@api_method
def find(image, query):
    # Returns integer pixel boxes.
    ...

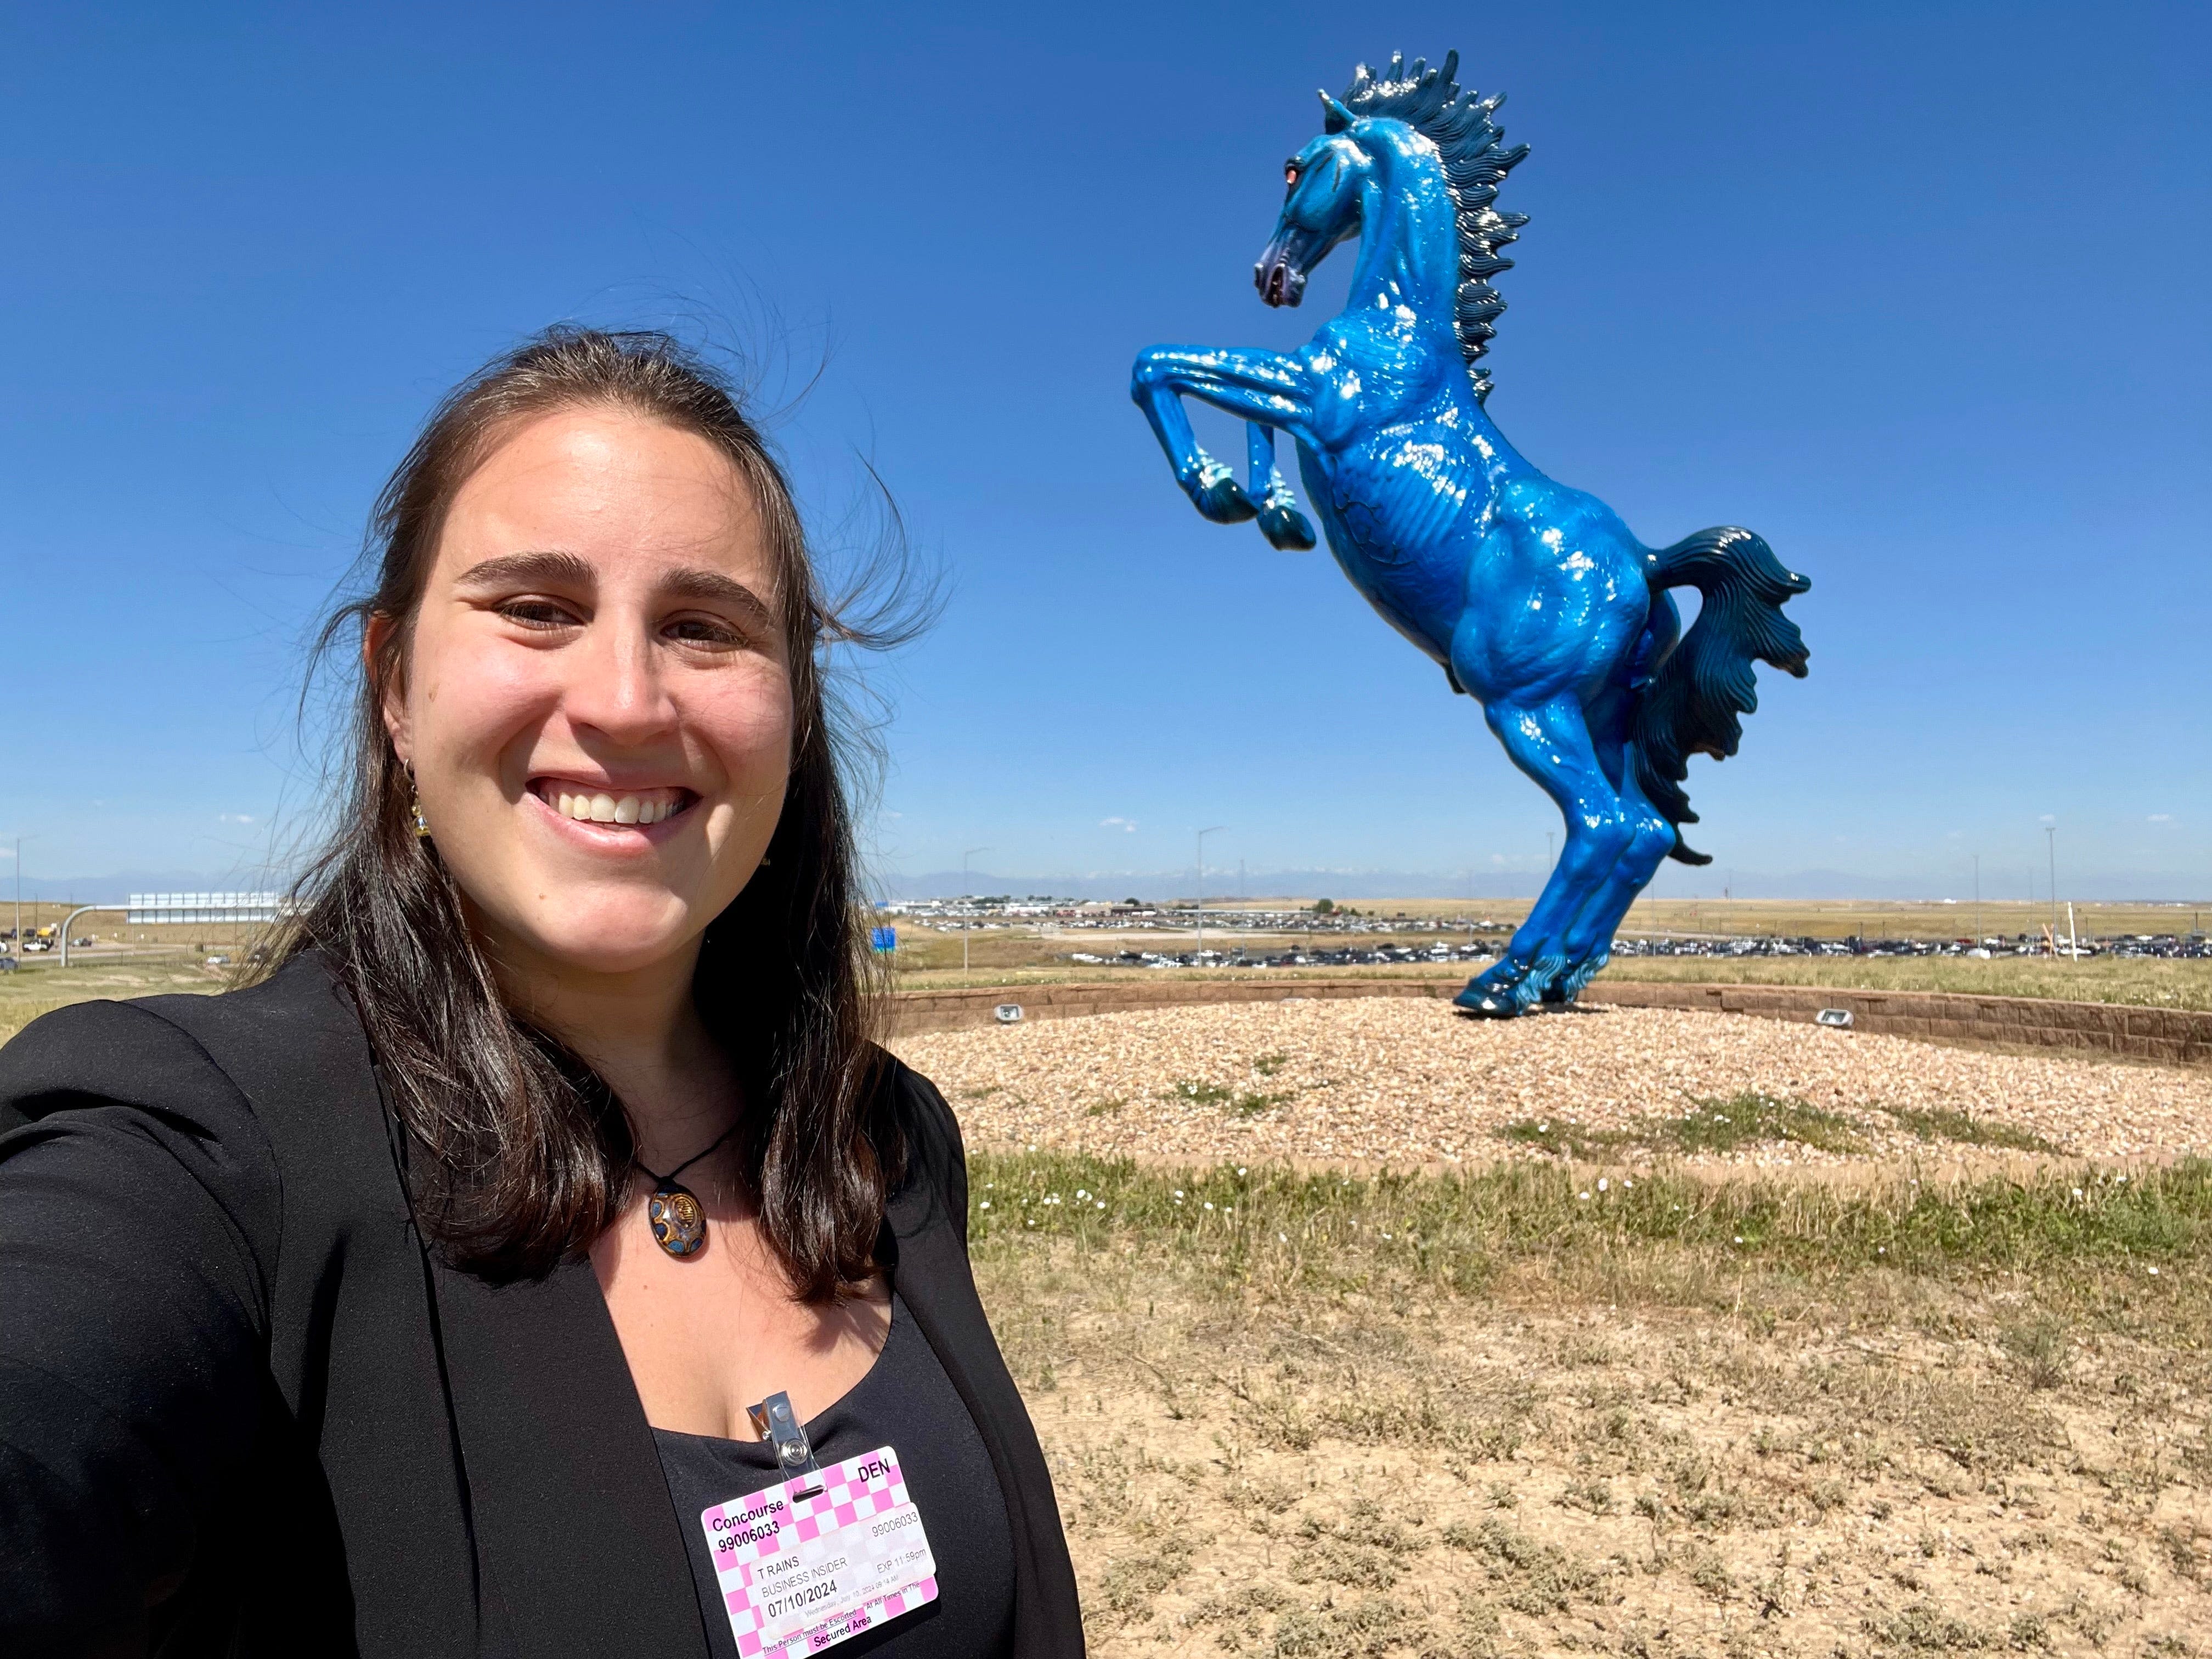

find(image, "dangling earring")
[404,763,430,840]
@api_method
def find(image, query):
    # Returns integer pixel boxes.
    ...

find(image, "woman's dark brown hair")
[286,326,907,1297]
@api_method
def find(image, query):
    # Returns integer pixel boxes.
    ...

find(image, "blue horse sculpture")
[1133,50,1810,1016]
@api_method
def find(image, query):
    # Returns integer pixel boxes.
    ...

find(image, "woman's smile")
[528,778,699,832]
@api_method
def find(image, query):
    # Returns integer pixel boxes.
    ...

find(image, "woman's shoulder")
[871,1049,971,1242]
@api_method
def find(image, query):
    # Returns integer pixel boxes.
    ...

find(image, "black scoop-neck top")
[652,1291,1015,1659]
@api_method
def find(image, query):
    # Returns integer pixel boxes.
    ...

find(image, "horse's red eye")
[1285,165,1300,187]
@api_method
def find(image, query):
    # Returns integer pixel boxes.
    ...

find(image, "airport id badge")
[699,1444,938,1657]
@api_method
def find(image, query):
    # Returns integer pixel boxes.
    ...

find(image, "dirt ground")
[894,1000,2212,1170]
[981,1235,2212,1657]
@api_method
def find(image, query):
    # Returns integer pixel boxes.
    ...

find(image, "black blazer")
[0,954,1083,1658]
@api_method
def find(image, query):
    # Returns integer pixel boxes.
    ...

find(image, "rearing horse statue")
[1132,50,1810,1017]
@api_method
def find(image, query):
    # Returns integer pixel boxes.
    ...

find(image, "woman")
[0,329,1082,1658]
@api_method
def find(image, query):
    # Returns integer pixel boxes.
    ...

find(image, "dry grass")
[973,1153,2212,1656]
[1600,955,2212,1015]
[0,958,222,1045]
[885,936,2212,1013]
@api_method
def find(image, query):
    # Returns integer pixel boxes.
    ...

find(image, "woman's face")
[379,404,794,983]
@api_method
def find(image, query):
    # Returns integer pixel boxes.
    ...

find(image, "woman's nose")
[563,620,677,743]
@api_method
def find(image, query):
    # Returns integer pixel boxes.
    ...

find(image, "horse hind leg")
[1247,422,1317,551]
[1457,697,1637,1018]
[1554,752,1678,1002]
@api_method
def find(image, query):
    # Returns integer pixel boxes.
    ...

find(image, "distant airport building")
[126,892,293,925]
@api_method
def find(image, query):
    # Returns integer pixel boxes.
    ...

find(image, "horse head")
[1254,93,1368,309]
[1254,52,1531,399]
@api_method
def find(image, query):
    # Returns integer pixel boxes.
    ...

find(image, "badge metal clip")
[748,1390,825,1499]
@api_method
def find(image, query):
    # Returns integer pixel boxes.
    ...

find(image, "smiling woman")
[0,330,1080,1658]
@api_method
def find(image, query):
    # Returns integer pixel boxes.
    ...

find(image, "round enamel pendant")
[648,1181,707,1257]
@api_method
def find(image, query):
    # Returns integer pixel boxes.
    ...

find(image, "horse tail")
[1632,527,1810,866]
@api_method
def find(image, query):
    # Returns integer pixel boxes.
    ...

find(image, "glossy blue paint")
[1133,52,1811,1016]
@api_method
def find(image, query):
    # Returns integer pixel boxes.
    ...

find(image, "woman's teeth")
[550,790,681,825]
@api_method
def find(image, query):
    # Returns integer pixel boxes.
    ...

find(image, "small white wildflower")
[1622,1178,1633,1189]
[1278,1232,1289,1243]
[2073,1188,2085,1199]
[1096,1201,1106,1210]
[1733,1235,1744,1244]
[1381,1232,1392,1240]
[1578,1192,1591,1201]
[979,1200,991,1210]
[1172,1189,1184,1199]
[1597,1178,1609,1192]
[1204,1201,1215,1211]
[1237,1166,1247,1175]
[2149,1265,2161,1276]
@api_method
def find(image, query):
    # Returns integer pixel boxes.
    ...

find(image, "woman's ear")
[364,612,412,764]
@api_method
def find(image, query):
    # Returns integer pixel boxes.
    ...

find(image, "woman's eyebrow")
[659,567,778,631]
[453,549,596,590]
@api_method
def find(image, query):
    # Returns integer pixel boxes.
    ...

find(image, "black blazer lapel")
[427,1256,709,1658]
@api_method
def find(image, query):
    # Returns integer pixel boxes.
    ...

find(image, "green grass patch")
[1231,1090,1296,1118]
[1499,1092,1869,1159]
[1164,1079,1232,1106]
[1499,1093,2062,1161]
[1250,1052,1290,1077]
[968,1150,2212,1299]
[1880,1104,2056,1154]
[1667,1093,1870,1155]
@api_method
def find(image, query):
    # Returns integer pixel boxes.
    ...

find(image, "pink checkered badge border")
[702,1446,938,1658]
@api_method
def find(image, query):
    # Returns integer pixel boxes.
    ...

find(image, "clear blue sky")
[2,2,2205,901]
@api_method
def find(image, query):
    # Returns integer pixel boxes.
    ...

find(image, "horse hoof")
[1453,986,1519,1018]
[1259,504,1317,550]
[1193,474,1258,523]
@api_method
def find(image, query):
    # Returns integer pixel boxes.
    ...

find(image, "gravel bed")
[891,998,2212,1168]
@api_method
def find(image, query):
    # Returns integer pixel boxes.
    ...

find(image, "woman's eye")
[666,616,746,648]
[498,598,579,630]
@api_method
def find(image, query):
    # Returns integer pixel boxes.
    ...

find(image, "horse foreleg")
[1458,697,1638,1018]
[1246,423,1317,551]
[1130,346,1314,526]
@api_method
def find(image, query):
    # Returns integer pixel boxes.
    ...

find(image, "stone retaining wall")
[887,976,2212,1067]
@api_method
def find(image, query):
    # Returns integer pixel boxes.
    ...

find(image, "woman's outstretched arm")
[0,1000,281,1655]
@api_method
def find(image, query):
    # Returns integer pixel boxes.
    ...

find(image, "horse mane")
[1328,50,1529,403]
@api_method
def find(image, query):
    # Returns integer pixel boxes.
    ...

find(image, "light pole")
[1194,826,1226,960]
[2045,825,2058,953]
[961,847,991,973]
[10,836,31,955]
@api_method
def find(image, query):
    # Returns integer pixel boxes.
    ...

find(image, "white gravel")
[891,998,2212,1168]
